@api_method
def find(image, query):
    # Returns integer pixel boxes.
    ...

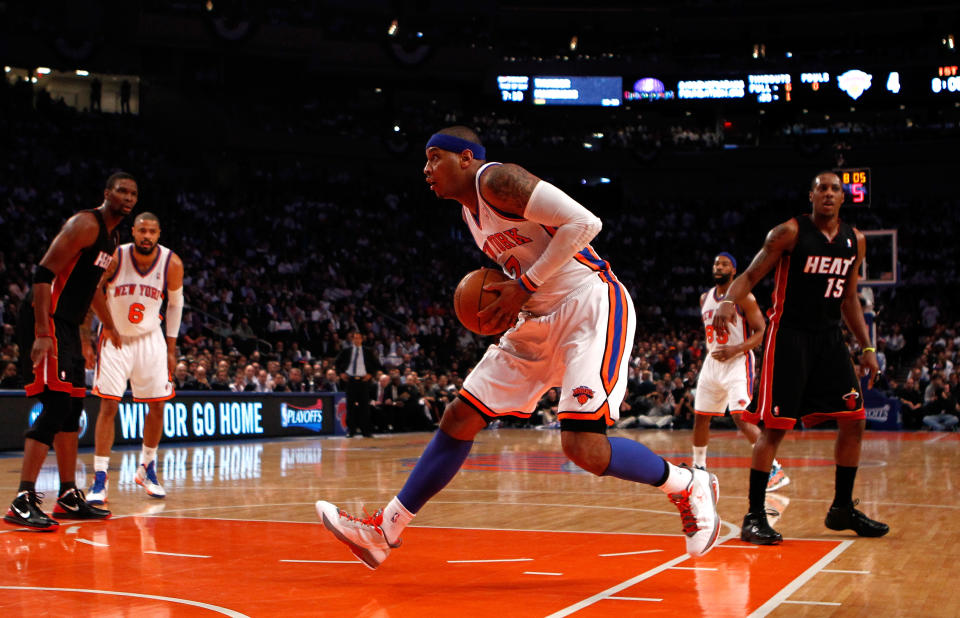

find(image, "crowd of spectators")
[1,75,957,433]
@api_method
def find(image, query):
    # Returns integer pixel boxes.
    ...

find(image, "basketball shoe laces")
[340,507,385,533]
[669,493,699,536]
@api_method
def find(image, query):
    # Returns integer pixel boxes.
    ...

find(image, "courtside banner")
[0,391,347,451]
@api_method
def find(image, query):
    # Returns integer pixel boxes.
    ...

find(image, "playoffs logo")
[842,390,861,410]
[572,386,595,406]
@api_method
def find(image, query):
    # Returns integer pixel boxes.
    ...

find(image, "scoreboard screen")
[834,167,871,207]
[497,75,622,106]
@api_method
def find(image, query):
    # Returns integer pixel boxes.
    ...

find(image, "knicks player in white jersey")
[316,126,721,569]
[87,212,184,504]
[692,252,789,491]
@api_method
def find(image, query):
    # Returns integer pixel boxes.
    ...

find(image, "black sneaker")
[825,499,889,537]
[53,488,111,520]
[4,491,60,531]
[740,511,783,545]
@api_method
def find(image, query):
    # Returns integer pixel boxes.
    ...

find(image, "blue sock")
[397,430,474,513]
[603,436,669,485]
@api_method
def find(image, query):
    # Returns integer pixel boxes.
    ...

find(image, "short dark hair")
[134,211,160,226]
[106,171,136,190]
[437,125,483,146]
[810,170,840,191]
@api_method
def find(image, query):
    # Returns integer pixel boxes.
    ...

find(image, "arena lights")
[75,69,89,77]
[36,67,51,75]
[387,19,398,36]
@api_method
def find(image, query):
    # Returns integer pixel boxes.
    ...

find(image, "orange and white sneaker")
[667,464,721,557]
[135,461,166,499]
[316,501,401,569]
[767,462,791,492]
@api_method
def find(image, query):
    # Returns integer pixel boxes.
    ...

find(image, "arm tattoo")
[484,164,539,212]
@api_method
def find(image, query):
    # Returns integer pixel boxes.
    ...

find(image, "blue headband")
[716,252,737,270]
[426,134,486,160]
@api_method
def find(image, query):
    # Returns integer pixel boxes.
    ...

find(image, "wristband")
[718,300,736,306]
[863,347,876,353]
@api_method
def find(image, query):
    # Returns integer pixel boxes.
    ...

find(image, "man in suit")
[335,330,382,437]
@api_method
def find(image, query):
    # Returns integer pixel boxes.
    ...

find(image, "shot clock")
[834,167,871,207]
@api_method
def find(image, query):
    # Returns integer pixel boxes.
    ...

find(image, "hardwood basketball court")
[1,427,957,616]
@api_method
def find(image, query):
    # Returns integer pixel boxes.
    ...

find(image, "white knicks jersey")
[463,162,612,316]
[701,287,748,356]
[105,243,174,338]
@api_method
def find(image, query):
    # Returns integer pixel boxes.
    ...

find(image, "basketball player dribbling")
[316,126,721,568]
[88,212,184,504]
[714,171,888,544]
[692,252,790,491]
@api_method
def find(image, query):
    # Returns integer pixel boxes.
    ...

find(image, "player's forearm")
[32,283,53,335]
[90,288,117,331]
[521,181,602,287]
[841,296,871,347]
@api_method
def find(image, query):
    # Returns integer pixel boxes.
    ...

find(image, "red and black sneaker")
[53,487,112,520]
[4,491,60,531]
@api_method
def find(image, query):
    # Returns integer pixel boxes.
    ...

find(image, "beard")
[134,242,155,255]
[713,273,732,285]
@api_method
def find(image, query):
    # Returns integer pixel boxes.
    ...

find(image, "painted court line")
[783,600,842,606]
[747,539,854,617]
[144,550,210,558]
[280,560,363,564]
[822,569,870,574]
[607,596,663,602]
[0,586,247,617]
[448,558,534,564]
[599,549,663,557]
[77,538,109,548]
[524,571,563,576]
[545,553,691,617]
[668,566,717,571]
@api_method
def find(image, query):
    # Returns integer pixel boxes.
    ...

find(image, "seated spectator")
[209,367,232,391]
[287,367,310,392]
[172,362,197,390]
[192,365,213,391]
[533,388,560,428]
[895,377,924,429]
[319,368,341,392]
[0,360,22,388]
[923,383,959,431]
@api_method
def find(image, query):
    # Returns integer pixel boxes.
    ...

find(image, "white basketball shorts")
[693,351,755,415]
[459,275,636,427]
[94,328,174,402]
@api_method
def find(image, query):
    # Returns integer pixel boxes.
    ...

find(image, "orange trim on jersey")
[756,255,790,422]
[558,401,614,425]
[24,322,75,397]
[457,389,528,419]
[92,386,122,401]
[133,392,176,403]
[599,279,629,396]
[694,409,728,417]
[802,407,866,427]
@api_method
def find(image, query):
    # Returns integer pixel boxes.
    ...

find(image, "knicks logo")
[572,386,595,405]
[842,390,860,410]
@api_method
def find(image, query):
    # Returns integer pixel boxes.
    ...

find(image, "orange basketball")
[453,268,511,336]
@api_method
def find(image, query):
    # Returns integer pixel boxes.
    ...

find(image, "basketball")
[453,268,511,336]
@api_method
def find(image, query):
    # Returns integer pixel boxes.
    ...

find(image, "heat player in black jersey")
[714,171,889,545]
[4,173,134,531]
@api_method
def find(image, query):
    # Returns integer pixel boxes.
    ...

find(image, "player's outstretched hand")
[477,279,530,335]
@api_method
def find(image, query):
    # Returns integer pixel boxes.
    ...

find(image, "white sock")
[692,446,707,468]
[772,458,781,470]
[379,496,414,544]
[659,462,694,495]
[141,446,158,466]
[94,455,110,473]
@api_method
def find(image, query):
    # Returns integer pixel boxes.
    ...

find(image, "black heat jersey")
[770,214,858,331]
[49,208,119,326]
